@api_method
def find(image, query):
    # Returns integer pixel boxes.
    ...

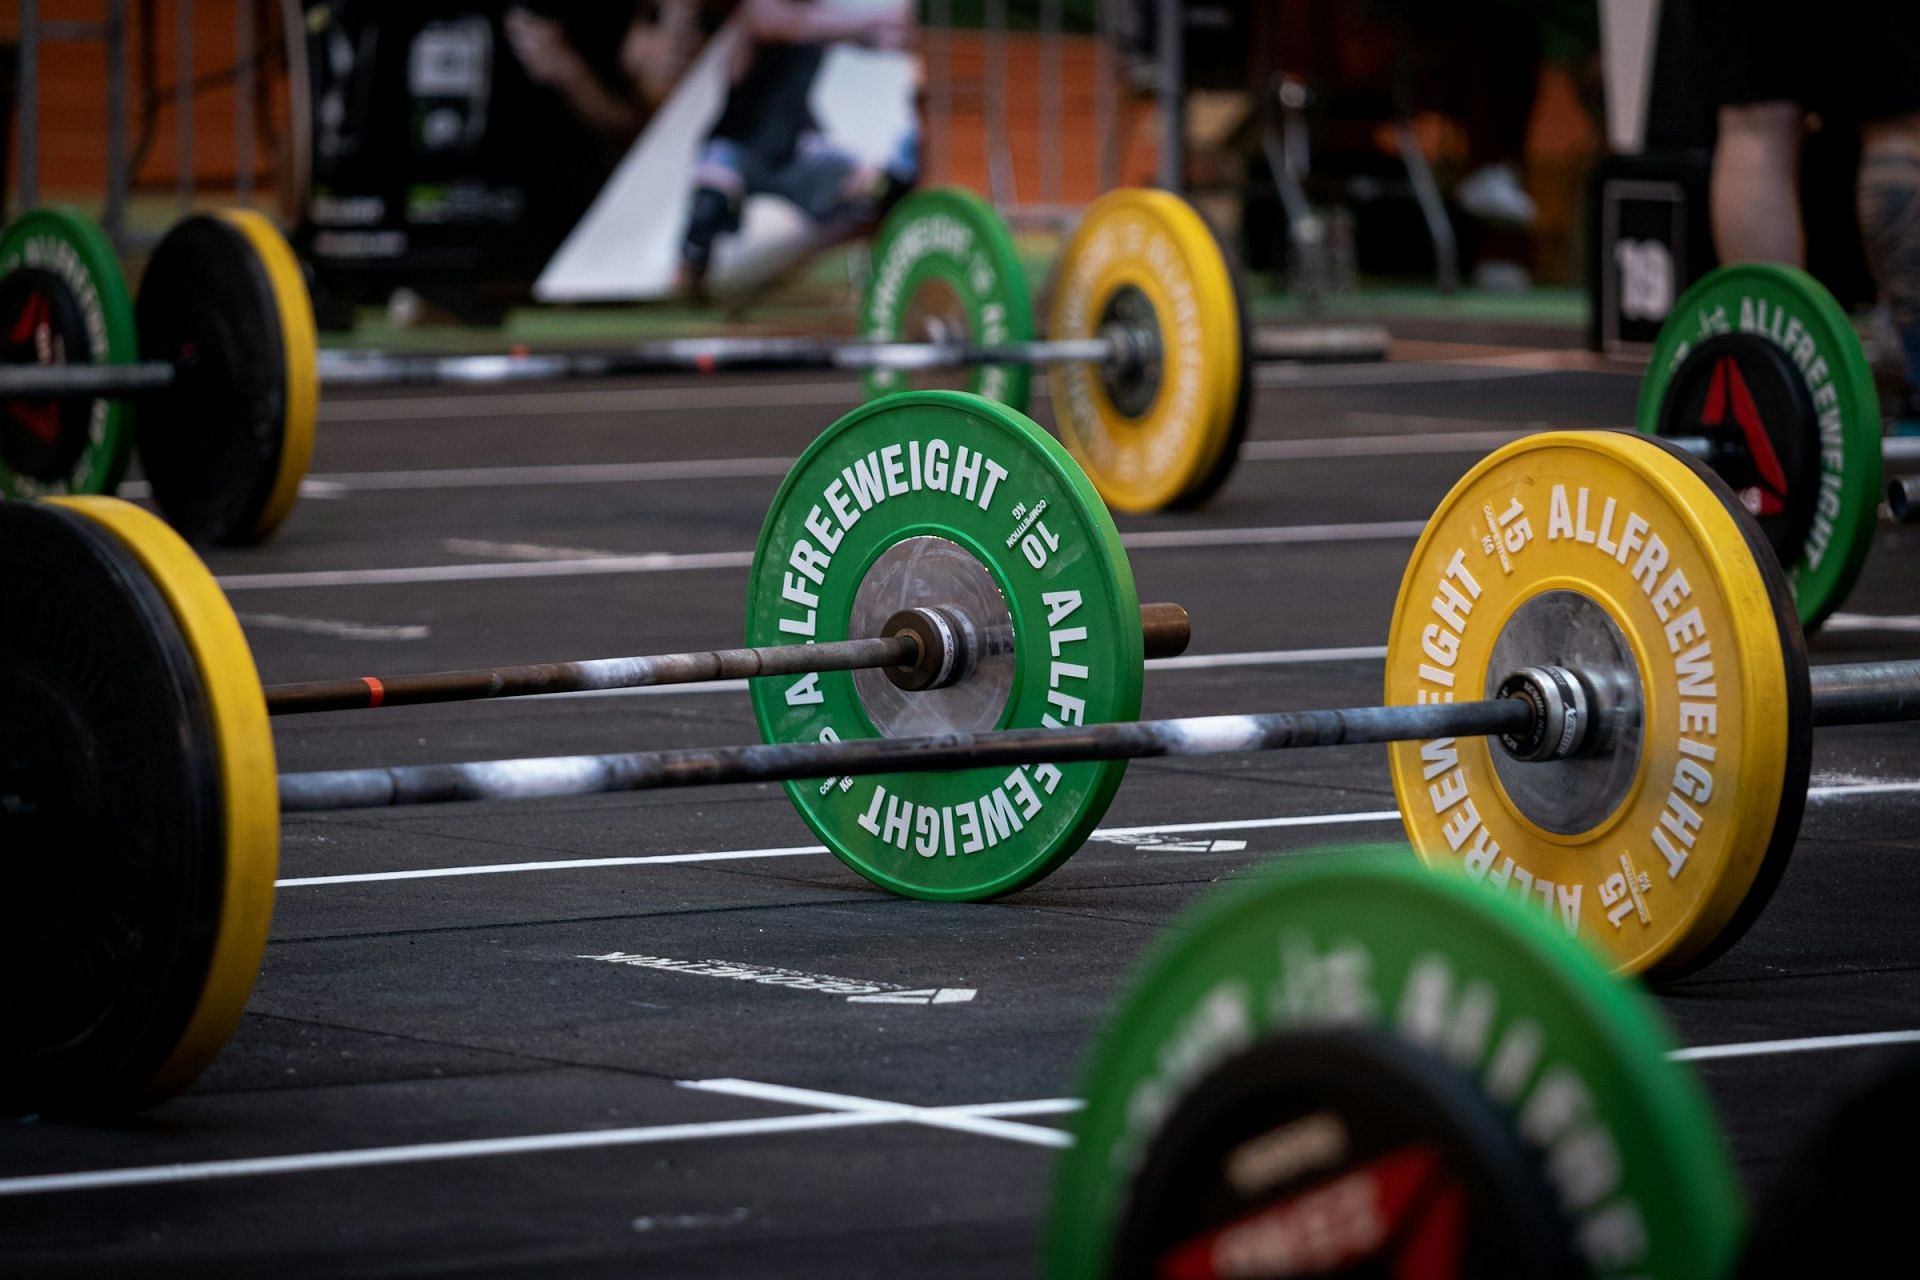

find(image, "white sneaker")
[1456,162,1537,229]
[1472,259,1532,293]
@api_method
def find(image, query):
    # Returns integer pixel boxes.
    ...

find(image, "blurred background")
[0,1,1874,353]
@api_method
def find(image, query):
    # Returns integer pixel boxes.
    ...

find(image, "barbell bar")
[273,659,1920,814]
[0,337,1142,398]
[262,601,1192,715]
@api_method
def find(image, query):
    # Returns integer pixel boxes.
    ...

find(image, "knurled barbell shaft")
[277,657,1920,813]
[0,361,176,397]
[279,696,1537,812]
[264,635,915,715]
[1810,659,1920,727]
[0,338,1120,400]
[1667,433,1920,464]
[264,602,1193,715]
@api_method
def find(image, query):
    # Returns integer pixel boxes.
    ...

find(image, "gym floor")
[5,340,1918,1276]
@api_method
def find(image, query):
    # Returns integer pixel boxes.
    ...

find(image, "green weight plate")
[1639,262,1881,632]
[1048,852,1745,1280]
[860,187,1033,412]
[0,208,137,498]
[746,390,1141,900]
[0,502,228,1114]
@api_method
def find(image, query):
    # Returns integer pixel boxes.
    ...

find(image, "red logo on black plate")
[1700,355,1789,515]
[5,289,62,445]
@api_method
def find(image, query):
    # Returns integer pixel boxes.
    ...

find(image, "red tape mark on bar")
[696,353,717,374]
[362,676,386,708]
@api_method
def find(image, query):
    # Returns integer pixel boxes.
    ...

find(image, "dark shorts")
[1697,0,1920,121]
[694,135,861,226]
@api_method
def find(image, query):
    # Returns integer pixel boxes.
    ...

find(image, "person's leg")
[1858,113,1920,411]
[769,136,867,229]
[678,139,755,293]
[1712,102,1806,265]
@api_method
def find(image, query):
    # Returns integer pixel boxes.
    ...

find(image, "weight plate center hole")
[851,536,1014,737]
[1097,284,1163,420]
[1485,590,1645,836]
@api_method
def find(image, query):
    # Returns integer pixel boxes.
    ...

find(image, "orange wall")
[6,0,288,200]
[8,8,1116,208]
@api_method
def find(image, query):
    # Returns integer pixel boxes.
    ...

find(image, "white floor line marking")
[546,677,753,700]
[680,1079,1072,1148]
[1345,413,1564,432]
[275,846,826,888]
[219,549,757,591]
[27,1022,1919,1200]
[311,359,1570,428]
[1808,780,1920,799]
[1243,429,1530,460]
[1092,811,1402,838]
[1255,362,1568,388]
[0,1111,888,1198]
[1827,612,1920,634]
[1147,644,1388,671]
[1671,1030,1920,1062]
[214,523,1420,591]
[1442,349,1627,372]
[273,777,1918,889]
[318,380,866,423]
[965,1098,1084,1118]
[121,477,348,500]
[237,612,431,642]
[306,457,795,492]
[442,537,628,562]
[1118,521,1427,550]
[0,1087,1081,1198]
[225,426,1645,498]
[271,812,1401,889]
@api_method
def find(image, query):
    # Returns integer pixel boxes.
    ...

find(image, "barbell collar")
[1888,475,1920,523]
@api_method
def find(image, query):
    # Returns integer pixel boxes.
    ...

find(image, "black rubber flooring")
[4,350,1918,1276]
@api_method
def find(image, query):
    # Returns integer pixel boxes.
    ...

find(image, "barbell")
[1047,851,1918,1280]
[1635,260,1920,631]
[4,391,1917,1118]
[0,191,1390,546]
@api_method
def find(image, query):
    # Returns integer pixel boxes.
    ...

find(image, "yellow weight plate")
[1047,189,1245,512]
[217,208,318,542]
[53,495,279,1101]
[1385,432,1809,977]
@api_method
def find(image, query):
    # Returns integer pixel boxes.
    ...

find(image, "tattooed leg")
[1859,114,1920,406]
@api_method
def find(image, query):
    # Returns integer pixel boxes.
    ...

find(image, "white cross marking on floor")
[0,1084,1081,1199]
[680,1079,1075,1148]
[5,1023,1914,1199]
